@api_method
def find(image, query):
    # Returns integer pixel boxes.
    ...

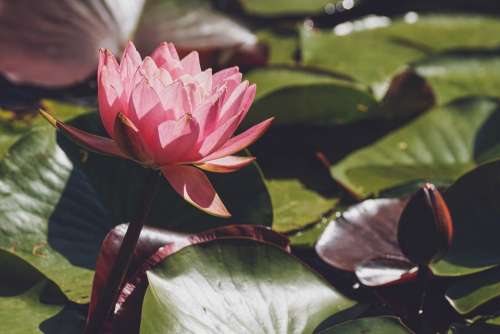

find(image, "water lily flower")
[41,41,273,218]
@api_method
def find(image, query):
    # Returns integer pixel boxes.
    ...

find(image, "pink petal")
[197,112,241,157]
[212,66,239,89]
[180,51,201,76]
[98,65,124,137]
[98,49,119,83]
[192,87,225,140]
[119,41,142,88]
[193,69,212,94]
[201,117,274,162]
[217,80,249,125]
[39,110,128,159]
[113,113,153,164]
[161,165,230,217]
[128,76,163,121]
[155,80,191,120]
[235,84,256,127]
[155,116,200,164]
[196,156,255,173]
[151,42,182,77]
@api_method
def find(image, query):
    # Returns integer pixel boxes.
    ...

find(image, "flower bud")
[397,183,453,265]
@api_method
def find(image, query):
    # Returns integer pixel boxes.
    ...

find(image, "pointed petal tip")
[39,109,57,127]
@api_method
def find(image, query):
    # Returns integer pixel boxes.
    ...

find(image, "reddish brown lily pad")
[316,198,409,272]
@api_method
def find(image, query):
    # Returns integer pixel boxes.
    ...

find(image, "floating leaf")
[239,0,342,17]
[0,0,144,87]
[301,15,500,85]
[134,0,264,69]
[432,160,500,276]
[316,198,409,272]
[0,251,86,334]
[318,316,412,334]
[244,67,377,126]
[413,51,500,105]
[446,266,500,315]
[331,97,500,198]
[87,224,289,333]
[355,257,417,287]
[141,239,356,333]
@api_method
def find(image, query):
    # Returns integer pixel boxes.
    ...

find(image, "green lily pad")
[244,67,376,126]
[239,0,341,17]
[0,251,85,334]
[0,127,99,303]
[318,316,412,333]
[446,266,500,314]
[141,239,356,333]
[448,322,500,333]
[256,31,298,66]
[331,97,500,198]
[413,51,500,105]
[266,178,339,233]
[0,281,64,334]
[301,15,500,84]
[432,160,500,276]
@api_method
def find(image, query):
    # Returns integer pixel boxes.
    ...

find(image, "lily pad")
[316,198,409,272]
[301,15,500,84]
[0,0,144,87]
[318,316,412,334]
[331,97,500,198]
[244,67,377,126]
[446,266,500,315]
[413,51,500,105]
[0,250,85,334]
[141,239,356,333]
[0,127,100,303]
[134,0,264,68]
[239,0,341,17]
[432,160,500,276]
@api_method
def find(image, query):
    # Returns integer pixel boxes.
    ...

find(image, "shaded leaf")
[432,160,500,276]
[244,67,377,126]
[448,322,500,334]
[0,251,86,334]
[446,266,500,315]
[141,239,356,333]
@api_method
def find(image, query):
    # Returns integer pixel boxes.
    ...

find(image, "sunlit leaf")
[331,97,500,198]
[141,239,356,333]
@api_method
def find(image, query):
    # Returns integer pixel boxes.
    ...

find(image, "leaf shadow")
[46,163,112,271]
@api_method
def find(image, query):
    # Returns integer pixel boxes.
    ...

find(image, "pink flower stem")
[84,171,161,334]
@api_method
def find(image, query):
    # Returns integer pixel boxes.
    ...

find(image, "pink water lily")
[41,41,272,218]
